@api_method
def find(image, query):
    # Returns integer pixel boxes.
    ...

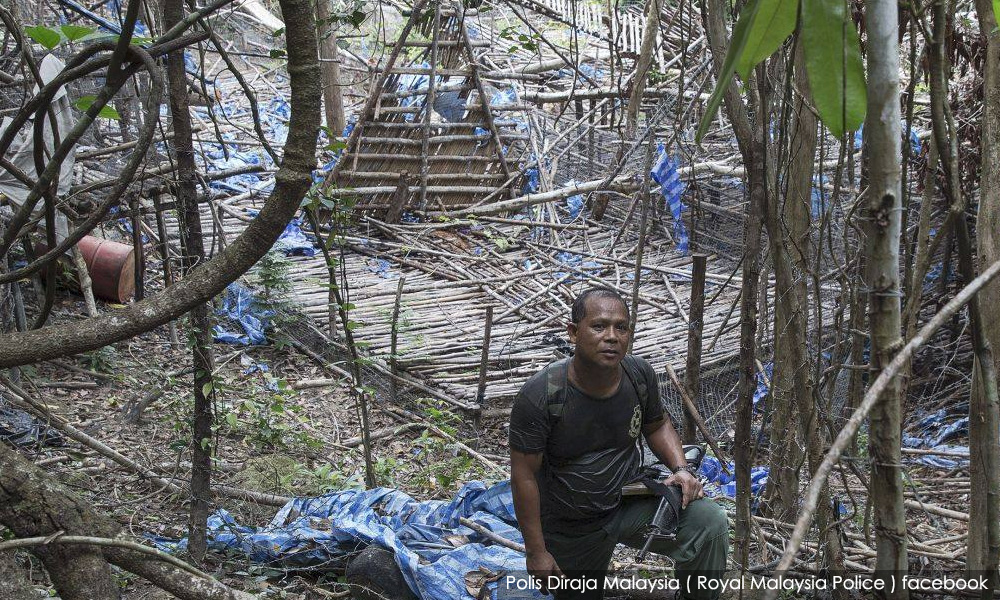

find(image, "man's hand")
[664,470,704,509]
[526,549,564,594]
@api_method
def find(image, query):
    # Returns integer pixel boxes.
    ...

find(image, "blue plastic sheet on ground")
[244,209,317,256]
[149,481,538,600]
[565,184,584,220]
[650,145,689,254]
[275,217,317,257]
[699,456,769,500]
[523,167,540,195]
[213,283,274,346]
[903,408,973,468]
[552,250,601,281]
[753,362,772,409]
[366,258,397,279]
[265,97,291,144]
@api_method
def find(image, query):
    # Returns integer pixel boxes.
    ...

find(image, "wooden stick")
[390,276,405,402]
[682,254,707,444]
[664,364,730,470]
[458,517,525,553]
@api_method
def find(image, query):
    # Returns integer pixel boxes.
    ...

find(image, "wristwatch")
[674,463,699,477]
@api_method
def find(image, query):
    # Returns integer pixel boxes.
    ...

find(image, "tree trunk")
[700,0,764,572]
[759,49,805,523]
[624,0,660,139]
[864,0,909,593]
[0,552,36,600]
[0,448,118,600]
[163,0,216,564]
[970,0,1000,579]
[0,444,253,600]
[316,0,345,134]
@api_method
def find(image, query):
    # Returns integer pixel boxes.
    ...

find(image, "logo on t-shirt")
[629,404,642,439]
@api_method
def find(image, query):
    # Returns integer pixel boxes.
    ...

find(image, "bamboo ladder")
[325,0,525,218]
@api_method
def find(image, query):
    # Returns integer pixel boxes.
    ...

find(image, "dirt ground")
[3,282,976,600]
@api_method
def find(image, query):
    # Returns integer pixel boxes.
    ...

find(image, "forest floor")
[2,278,978,600]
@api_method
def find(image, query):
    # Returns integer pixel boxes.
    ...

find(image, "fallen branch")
[0,533,208,580]
[458,517,525,553]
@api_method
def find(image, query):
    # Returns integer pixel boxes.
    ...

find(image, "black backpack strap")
[620,355,649,408]
[545,358,572,422]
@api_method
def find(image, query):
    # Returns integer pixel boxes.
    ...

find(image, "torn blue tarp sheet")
[150,481,538,600]
[913,408,969,447]
[650,145,689,254]
[552,251,601,281]
[275,217,316,257]
[523,167,540,195]
[753,362,772,409]
[240,353,270,375]
[434,90,467,123]
[903,408,973,468]
[398,64,433,122]
[265,97,290,144]
[201,144,265,193]
[213,283,274,346]
[107,205,149,244]
[564,182,584,220]
[699,456,768,499]
[366,258,397,279]
[244,209,317,256]
[853,122,922,155]
[902,435,969,470]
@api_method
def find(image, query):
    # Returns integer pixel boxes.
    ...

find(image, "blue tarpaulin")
[213,283,274,346]
[903,408,973,469]
[151,481,539,600]
[753,362,772,409]
[650,145,689,254]
[552,250,601,281]
[699,456,769,500]
[244,209,317,256]
[853,122,922,155]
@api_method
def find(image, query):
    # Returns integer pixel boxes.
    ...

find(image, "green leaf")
[347,9,366,27]
[735,0,798,80]
[272,27,286,37]
[695,0,761,142]
[801,0,867,138]
[73,96,121,120]
[60,24,95,41]
[25,26,61,49]
[226,412,239,428]
[202,381,214,397]
[994,0,1000,29]
[269,49,286,59]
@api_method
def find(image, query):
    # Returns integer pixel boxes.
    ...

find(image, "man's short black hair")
[571,287,630,324]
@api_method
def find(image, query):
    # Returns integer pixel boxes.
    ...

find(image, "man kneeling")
[509,288,728,600]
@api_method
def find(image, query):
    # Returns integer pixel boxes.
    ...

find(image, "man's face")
[567,296,631,369]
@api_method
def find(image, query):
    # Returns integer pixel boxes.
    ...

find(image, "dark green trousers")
[544,497,729,600]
